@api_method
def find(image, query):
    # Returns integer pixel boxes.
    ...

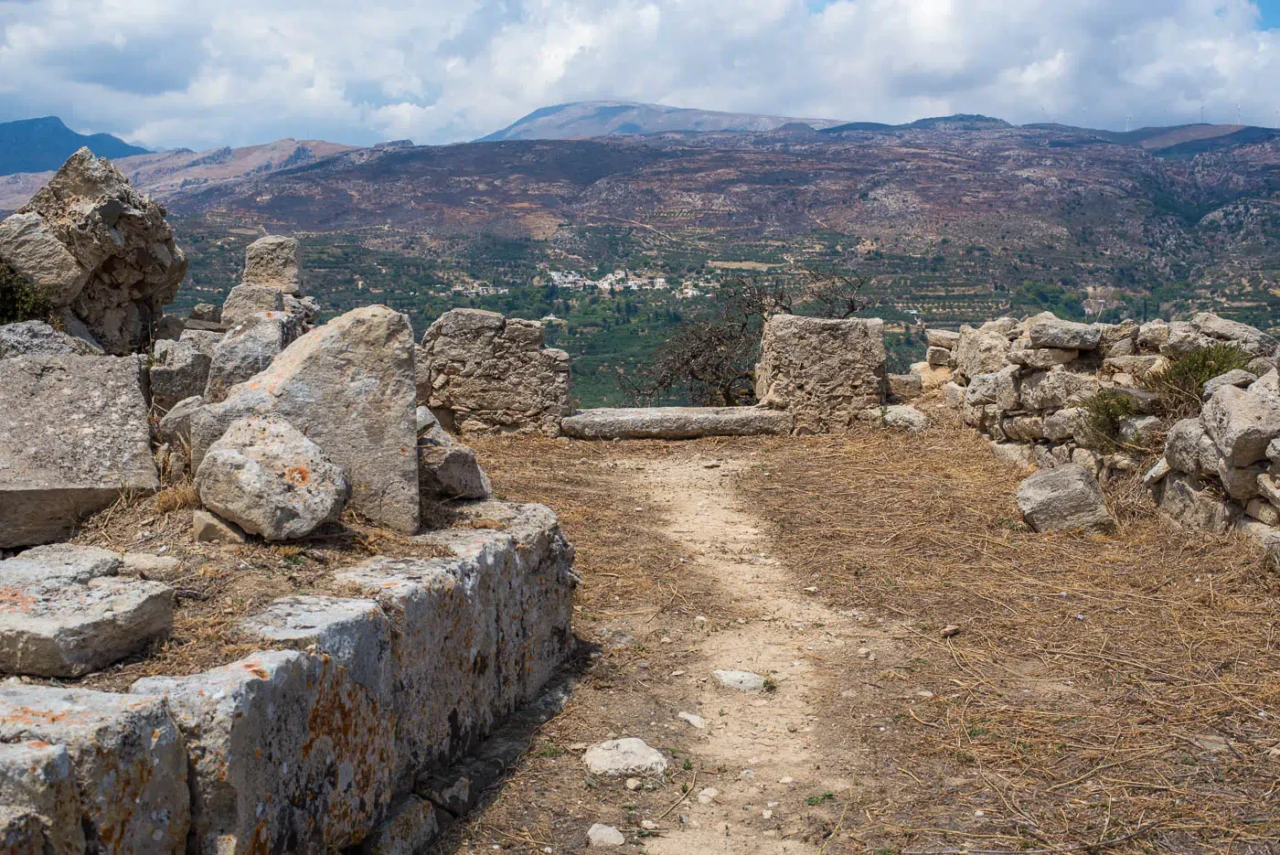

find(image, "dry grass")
[738,422,1280,854]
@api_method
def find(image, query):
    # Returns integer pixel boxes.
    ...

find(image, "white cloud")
[0,0,1276,148]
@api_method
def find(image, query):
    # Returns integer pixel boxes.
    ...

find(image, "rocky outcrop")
[417,309,572,437]
[0,354,157,547]
[0,149,186,354]
[191,305,420,533]
[561,406,794,440]
[195,416,350,541]
[755,315,886,434]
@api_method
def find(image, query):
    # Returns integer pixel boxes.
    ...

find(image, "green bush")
[1141,343,1254,420]
[1080,388,1137,451]
[0,259,57,326]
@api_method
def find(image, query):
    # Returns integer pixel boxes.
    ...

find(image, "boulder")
[219,283,284,327]
[418,309,572,437]
[203,312,297,403]
[755,315,886,433]
[0,685,189,852]
[1158,472,1241,534]
[0,742,84,854]
[582,739,668,776]
[191,306,419,533]
[1201,373,1280,467]
[881,404,928,432]
[132,649,394,854]
[0,355,157,548]
[196,416,349,541]
[0,149,187,354]
[953,328,1011,381]
[0,321,99,359]
[925,329,960,349]
[1027,318,1101,351]
[0,545,173,677]
[1191,312,1278,358]
[150,335,214,412]
[243,235,304,295]
[417,409,491,502]
[1021,369,1099,411]
[1203,369,1258,400]
[1162,321,1215,359]
[1016,464,1115,533]
[561,407,793,440]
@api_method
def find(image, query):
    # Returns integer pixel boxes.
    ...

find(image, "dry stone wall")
[927,311,1280,556]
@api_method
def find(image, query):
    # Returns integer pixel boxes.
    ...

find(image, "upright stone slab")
[190,306,420,533]
[0,685,189,853]
[0,355,158,547]
[417,309,572,436]
[131,649,395,854]
[220,283,284,328]
[243,235,304,295]
[0,149,187,354]
[755,315,886,434]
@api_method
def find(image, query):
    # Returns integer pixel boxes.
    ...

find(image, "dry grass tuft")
[739,420,1280,853]
[152,483,200,514]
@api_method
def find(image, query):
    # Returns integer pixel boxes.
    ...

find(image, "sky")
[1,0,1278,151]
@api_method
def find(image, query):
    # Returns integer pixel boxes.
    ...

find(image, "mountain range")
[0,117,148,176]
[479,101,847,141]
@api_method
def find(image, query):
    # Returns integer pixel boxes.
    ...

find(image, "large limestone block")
[1191,312,1278,358]
[149,336,213,412]
[0,321,99,359]
[132,649,394,854]
[0,685,189,853]
[0,214,88,306]
[953,327,1012,381]
[243,235,304,295]
[1021,369,1099,411]
[417,409,492,501]
[1016,464,1115,533]
[0,741,85,854]
[0,355,157,548]
[925,329,960,349]
[0,570,173,677]
[965,366,1019,412]
[220,283,284,328]
[1164,418,1219,476]
[1008,341,1079,369]
[1201,372,1280,468]
[196,416,349,541]
[560,407,794,440]
[203,312,297,403]
[336,502,576,781]
[1158,472,1241,534]
[417,309,572,437]
[191,305,420,533]
[754,315,886,434]
[1027,318,1101,351]
[3,149,187,354]
[912,361,953,391]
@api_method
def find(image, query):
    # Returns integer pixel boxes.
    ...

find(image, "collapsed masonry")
[917,311,1280,557]
[0,155,578,853]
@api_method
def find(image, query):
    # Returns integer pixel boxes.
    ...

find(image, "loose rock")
[1016,464,1115,533]
[582,738,668,776]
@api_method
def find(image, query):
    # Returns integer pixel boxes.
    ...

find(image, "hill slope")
[0,117,148,176]
[479,101,846,141]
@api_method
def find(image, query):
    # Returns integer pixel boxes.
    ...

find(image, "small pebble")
[941,625,961,638]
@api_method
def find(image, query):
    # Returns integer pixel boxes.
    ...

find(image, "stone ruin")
[0,154,579,852]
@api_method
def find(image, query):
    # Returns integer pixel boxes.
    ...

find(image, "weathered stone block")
[560,407,793,440]
[243,235,304,295]
[192,306,420,533]
[220,284,285,328]
[926,346,952,366]
[1027,318,1101,351]
[1016,464,1115,533]
[925,329,960,349]
[132,649,394,854]
[1021,369,1099,411]
[203,312,297,403]
[755,315,886,433]
[1201,374,1280,468]
[0,685,189,853]
[417,409,491,501]
[150,336,213,412]
[0,321,98,359]
[952,328,1010,381]
[0,355,157,548]
[418,309,572,437]
[1159,472,1241,534]
[0,741,84,854]
[966,366,1019,412]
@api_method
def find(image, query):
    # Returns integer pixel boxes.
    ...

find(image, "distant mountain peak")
[0,117,149,176]
[478,101,846,142]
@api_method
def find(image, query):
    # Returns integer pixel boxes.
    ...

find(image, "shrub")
[0,259,57,326]
[1140,343,1254,420]
[1080,388,1137,451]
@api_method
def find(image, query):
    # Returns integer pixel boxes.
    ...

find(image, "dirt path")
[620,453,899,853]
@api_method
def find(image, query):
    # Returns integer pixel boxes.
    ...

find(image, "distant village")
[443,266,721,300]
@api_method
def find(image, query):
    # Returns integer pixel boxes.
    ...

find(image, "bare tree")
[623,269,867,407]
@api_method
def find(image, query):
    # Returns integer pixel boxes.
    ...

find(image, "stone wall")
[927,311,1280,552]
[417,309,573,437]
[755,315,887,434]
